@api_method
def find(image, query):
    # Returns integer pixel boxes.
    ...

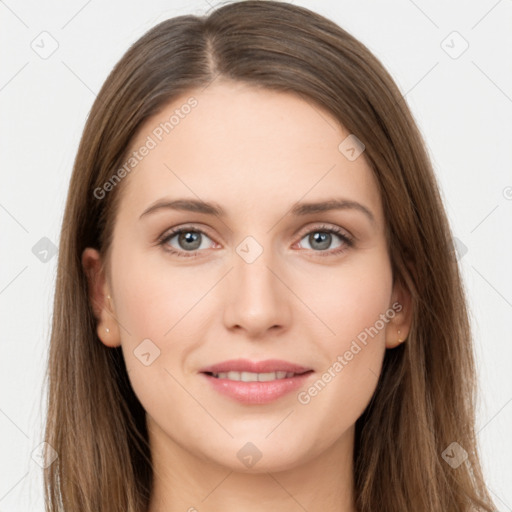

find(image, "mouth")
[202,370,313,381]
[199,359,314,404]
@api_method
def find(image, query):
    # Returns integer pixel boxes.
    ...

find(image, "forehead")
[117,81,383,225]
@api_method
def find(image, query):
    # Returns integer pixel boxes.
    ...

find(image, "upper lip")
[200,358,312,374]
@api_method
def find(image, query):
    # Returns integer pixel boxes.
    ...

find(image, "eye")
[158,227,215,258]
[296,224,354,257]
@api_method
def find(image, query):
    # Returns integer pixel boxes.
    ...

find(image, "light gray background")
[1,0,511,510]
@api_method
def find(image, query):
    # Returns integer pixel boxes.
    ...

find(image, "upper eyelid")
[160,224,216,243]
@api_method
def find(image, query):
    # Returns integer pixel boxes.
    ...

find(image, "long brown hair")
[43,1,496,510]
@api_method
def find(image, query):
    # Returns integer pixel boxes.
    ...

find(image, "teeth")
[213,371,297,381]
[240,371,258,382]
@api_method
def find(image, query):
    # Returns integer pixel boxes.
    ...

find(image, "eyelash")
[157,224,354,259]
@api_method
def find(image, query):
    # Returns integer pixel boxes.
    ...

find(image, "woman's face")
[84,80,410,472]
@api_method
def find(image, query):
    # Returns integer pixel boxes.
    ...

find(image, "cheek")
[305,247,393,351]
[296,250,392,411]
[110,247,216,396]
[112,245,212,341]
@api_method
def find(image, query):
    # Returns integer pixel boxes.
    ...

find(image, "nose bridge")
[223,237,289,334]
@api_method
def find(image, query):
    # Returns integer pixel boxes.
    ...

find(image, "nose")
[222,247,291,339]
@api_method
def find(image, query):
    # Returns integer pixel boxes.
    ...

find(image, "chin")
[200,436,315,474]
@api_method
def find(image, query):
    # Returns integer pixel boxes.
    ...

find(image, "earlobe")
[95,320,121,348]
[81,247,122,348]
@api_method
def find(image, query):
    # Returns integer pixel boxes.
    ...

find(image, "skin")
[83,80,412,512]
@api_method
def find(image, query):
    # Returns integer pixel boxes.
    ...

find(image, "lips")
[199,359,314,404]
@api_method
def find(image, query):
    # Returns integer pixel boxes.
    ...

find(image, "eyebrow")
[139,198,376,224]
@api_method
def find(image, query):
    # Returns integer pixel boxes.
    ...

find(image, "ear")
[385,277,413,349]
[81,247,121,348]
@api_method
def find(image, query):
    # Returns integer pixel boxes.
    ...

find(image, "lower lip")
[201,372,314,404]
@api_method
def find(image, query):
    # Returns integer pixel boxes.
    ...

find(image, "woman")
[43,1,497,510]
